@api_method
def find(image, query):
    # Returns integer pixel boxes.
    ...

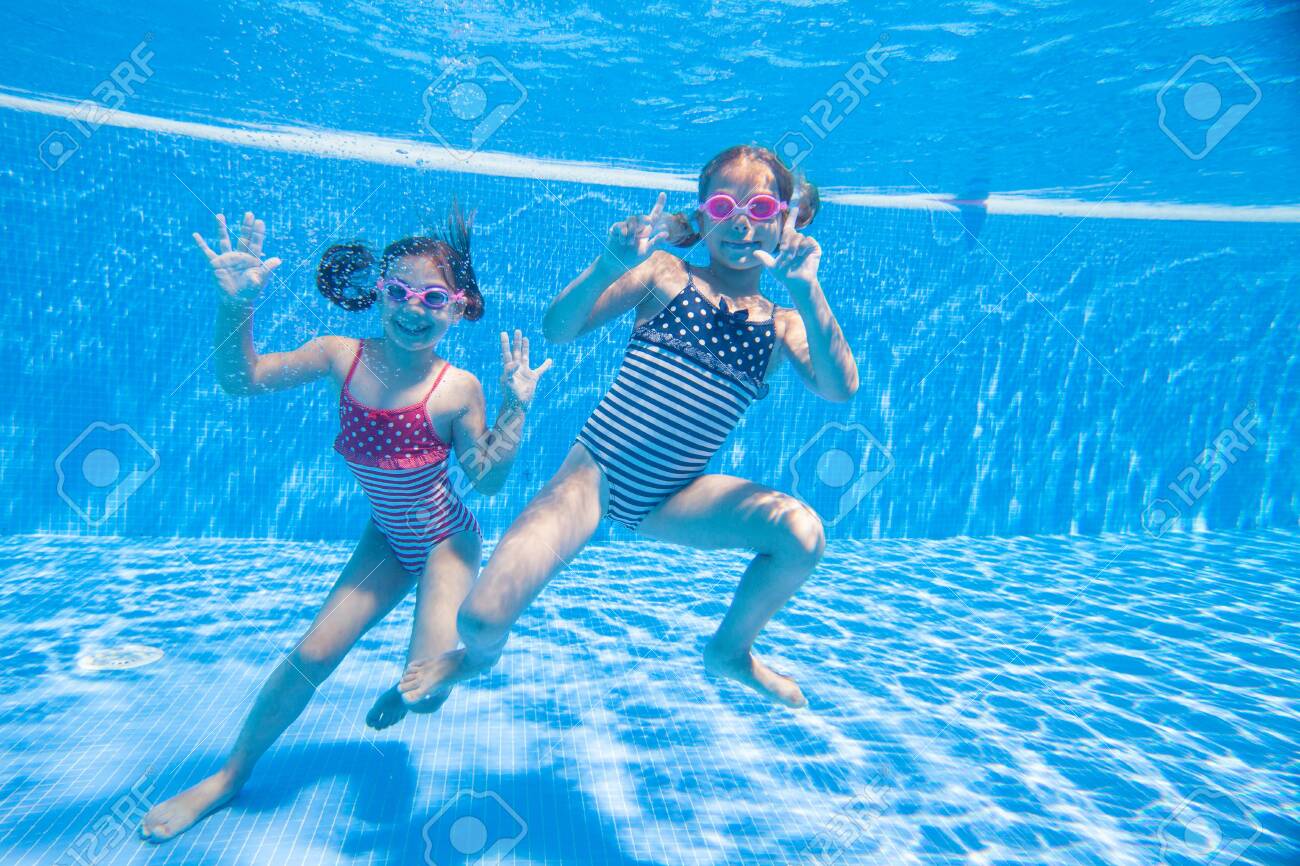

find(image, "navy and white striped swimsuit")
[576,274,777,529]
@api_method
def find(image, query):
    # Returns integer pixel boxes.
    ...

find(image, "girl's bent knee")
[456,604,511,651]
[772,503,826,565]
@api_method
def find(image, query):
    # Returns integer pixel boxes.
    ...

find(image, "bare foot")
[405,687,452,715]
[139,771,240,842]
[398,648,491,707]
[365,686,409,730]
[703,641,807,708]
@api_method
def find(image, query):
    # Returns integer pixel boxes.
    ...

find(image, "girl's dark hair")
[669,144,821,247]
[316,200,484,321]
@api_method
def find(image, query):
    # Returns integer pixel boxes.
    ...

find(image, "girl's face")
[697,159,786,271]
[379,255,464,350]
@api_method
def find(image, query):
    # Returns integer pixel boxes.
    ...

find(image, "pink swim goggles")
[700,193,788,222]
[377,277,465,310]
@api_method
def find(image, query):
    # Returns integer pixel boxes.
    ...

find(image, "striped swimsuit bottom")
[335,339,480,576]
[576,275,776,530]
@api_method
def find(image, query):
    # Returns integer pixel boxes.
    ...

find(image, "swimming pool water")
[1,529,1295,865]
[3,3,1299,864]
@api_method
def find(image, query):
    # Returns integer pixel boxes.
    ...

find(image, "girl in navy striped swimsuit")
[142,205,551,842]
[402,146,859,710]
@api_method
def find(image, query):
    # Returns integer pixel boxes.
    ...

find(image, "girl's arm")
[213,297,341,395]
[198,211,340,395]
[543,192,676,344]
[755,215,859,402]
[450,330,552,496]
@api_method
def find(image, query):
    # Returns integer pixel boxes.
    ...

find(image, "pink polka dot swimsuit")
[334,339,479,574]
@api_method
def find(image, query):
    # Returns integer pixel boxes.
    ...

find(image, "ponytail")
[315,199,484,321]
[666,211,701,248]
[316,242,378,311]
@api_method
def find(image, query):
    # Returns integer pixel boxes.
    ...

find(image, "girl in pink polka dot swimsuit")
[141,205,551,843]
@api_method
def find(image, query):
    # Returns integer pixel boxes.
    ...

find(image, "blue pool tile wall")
[1,113,1296,542]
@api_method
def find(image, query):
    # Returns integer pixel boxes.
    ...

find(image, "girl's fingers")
[534,357,554,377]
[499,330,511,365]
[261,257,282,273]
[192,232,218,262]
[647,191,666,225]
[518,331,528,365]
[216,214,232,253]
[782,184,802,247]
[751,249,776,269]
[250,217,266,258]
[239,212,254,253]
[781,213,799,250]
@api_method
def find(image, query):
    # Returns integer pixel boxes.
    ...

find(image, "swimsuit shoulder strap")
[342,339,365,391]
[421,360,452,404]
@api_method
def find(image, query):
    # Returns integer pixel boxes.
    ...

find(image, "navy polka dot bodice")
[575,274,778,529]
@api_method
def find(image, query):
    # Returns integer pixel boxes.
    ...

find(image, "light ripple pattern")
[0,530,1296,865]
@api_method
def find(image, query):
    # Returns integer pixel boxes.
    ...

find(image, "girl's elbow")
[822,375,859,403]
[218,376,251,396]
[542,316,580,344]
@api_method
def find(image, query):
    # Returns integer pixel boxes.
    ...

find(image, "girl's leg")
[399,443,606,700]
[637,474,826,708]
[140,520,413,841]
[367,528,482,726]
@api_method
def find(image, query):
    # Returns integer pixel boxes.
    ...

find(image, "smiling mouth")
[722,240,760,250]
[393,319,433,338]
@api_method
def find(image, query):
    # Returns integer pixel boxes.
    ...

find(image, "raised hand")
[499,329,553,409]
[193,211,283,305]
[752,189,821,293]
[602,191,674,271]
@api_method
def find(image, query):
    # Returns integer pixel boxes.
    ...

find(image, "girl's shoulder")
[631,251,691,321]
[647,249,690,287]
[770,304,803,343]
[432,360,482,404]
[311,335,363,381]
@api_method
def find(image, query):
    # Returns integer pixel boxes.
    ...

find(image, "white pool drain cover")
[76,644,164,671]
